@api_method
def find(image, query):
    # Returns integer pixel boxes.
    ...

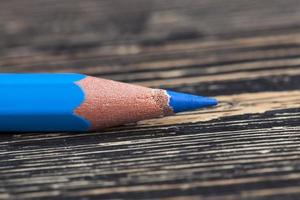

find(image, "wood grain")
[0,0,300,199]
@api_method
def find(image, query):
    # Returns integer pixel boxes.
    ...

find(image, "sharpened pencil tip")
[167,90,218,113]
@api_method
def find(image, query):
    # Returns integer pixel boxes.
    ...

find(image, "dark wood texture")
[1,1,300,199]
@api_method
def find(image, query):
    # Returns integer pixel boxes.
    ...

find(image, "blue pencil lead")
[167,90,218,113]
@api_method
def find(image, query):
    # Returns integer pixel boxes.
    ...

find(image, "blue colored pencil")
[0,73,218,132]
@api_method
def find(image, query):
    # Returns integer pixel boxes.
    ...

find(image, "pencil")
[0,73,218,132]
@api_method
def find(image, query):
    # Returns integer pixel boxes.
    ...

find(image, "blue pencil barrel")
[0,74,90,132]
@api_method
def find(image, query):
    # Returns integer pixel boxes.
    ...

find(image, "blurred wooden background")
[0,0,300,199]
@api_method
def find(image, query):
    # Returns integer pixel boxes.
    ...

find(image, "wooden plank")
[0,0,300,199]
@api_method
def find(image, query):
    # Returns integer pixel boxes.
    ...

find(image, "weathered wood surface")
[0,0,300,199]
